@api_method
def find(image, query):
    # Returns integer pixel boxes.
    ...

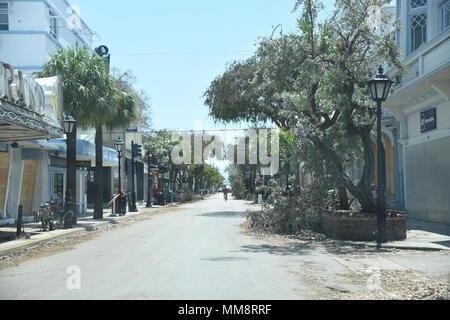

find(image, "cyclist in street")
[222,186,229,201]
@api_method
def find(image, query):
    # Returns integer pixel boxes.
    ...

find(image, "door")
[0,152,10,217]
[19,160,38,215]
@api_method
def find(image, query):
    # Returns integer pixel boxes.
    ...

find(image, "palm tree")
[35,48,121,220]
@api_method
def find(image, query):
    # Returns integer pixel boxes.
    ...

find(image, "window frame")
[408,0,428,55]
[49,9,58,39]
[439,0,450,32]
[0,2,9,31]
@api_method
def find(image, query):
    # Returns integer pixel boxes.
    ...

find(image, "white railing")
[108,194,121,217]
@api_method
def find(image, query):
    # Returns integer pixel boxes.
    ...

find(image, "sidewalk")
[343,218,450,251]
[0,203,176,256]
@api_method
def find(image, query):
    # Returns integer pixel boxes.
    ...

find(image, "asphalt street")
[1,195,449,300]
[0,195,306,300]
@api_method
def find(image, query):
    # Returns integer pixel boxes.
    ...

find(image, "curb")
[0,204,181,257]
[338,240,450,252]
[365,243,450,252]
[0,220,113,257]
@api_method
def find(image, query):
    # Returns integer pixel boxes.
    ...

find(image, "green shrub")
[174,192,203,203]
[231,180,246,199]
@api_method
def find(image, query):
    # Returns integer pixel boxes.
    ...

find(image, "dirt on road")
[243,221,450,300]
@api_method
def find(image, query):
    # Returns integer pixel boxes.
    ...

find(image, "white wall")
[0,34,49,67]
[7,2,47,30]
[0,0,94,71]
[406,99,448,138]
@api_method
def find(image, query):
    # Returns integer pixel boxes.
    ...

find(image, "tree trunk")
[94,126,103,220]
[338,186,350,210]
[67,125,77,223]
[309,134,376,214]
[355,126,377,213]
[294,152,301,191]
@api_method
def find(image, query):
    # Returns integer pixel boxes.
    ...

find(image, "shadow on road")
[238,243,313,256]
[198,212,247,218]
[320,240,392,255]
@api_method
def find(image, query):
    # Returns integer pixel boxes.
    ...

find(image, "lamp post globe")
[368,66,394,102]
[114,139,125,153]
[367,65,394,248]
[62,115,76,134]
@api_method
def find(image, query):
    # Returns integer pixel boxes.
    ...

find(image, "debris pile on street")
[329,270,450,300]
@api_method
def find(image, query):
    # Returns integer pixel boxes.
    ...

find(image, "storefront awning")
[0,101,64,143]
[48,139,119,167]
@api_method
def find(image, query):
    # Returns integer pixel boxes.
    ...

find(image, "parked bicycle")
[33,201,74,232]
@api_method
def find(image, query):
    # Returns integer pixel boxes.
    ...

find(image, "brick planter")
[320,210,407,241]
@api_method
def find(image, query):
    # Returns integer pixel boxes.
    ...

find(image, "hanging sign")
[420,108,437,133]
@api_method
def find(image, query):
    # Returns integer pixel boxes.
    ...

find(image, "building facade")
[384,0,450,224]
[0,63,64,224]
[0,0,94,73]
[0,0,127,224]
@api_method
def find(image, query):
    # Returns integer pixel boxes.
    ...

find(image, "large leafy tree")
[205,0,401,213]
[36,48,136,219]
[143,131,225,194]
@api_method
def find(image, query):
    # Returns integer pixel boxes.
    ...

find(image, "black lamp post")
[160,157,168,205]
[114,138,125,192]
[62,114,77,226]
[146,153,154,208]
[367,66,394,247]
[129,141,140,212]
[114,138,125,216]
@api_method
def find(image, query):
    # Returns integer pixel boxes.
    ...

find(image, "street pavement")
[0,195,306,300]
[0,195,449,300]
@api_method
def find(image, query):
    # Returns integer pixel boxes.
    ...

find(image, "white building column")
[6,148,24,220]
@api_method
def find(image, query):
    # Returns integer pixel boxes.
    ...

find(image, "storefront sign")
[420,108,437,133]
[35,76,63,126]
[76,160,91,168]
[0,62,63,126]
[22,149,44,160]
[126,126,138,133]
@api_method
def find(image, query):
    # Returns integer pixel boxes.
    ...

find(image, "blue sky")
[70,0,335,131]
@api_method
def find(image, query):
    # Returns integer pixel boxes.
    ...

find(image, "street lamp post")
[62,115,76,226]
[160,158,168,205]
[114,138,125,215]
[129,141,141,212]
[146,153,155,208]
[367,66,394,248]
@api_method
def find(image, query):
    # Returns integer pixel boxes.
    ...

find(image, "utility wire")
[114,50,254,57]
[108,128,277,135]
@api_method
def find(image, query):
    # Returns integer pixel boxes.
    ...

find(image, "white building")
[0,0,94,74]
[384,0,450,224]
[0,0,117,224]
